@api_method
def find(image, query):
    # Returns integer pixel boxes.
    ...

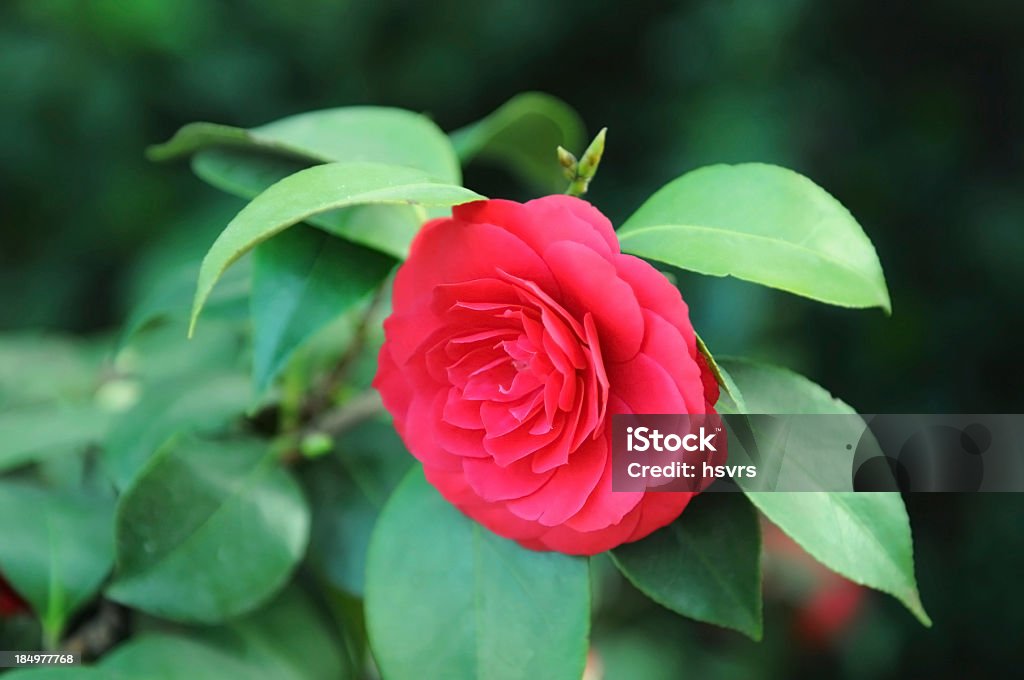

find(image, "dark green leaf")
[251,226,393,395]
[106,436,309,623]
[207,586,352,679]
[612,493,762,639]
[450,92,586,192]
[619,163,891,311]
[101,587,350,680]
[102,634,254,680]
[189,162,483,334]
[0,483,115,642]
[302,418,413,596]
[720,358,931,626]
[365,468,590,680]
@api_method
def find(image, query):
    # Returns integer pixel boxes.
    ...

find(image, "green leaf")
[102,372,251,489]
[194,151,429,264]
[313,203,429,260]
[189,161,483,335]
[102,634,255,680]
[611,493,762,639]
[751,492,929,624]
[618,163,891,312]
[0,483,115,642]
[120,258,250,345]
[251,226,393,395]
[365,469,590,680]
[106,436,310,623]
[720,358,931,626]
[148,122,287,162]
[161,108,463,219]
[152,107,461,184]
[255,107,461,183]
[102,587,350,680]
[192,148,310,202]
[207,586,352,679]
[450,92,586,192]
[0,404,111,473]
[302,419,413,596]
[718,358,869,490]
[718,358,854,416]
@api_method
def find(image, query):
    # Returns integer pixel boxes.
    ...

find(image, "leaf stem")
[280,390,386,465]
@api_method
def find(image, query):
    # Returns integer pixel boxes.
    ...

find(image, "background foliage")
[1,1,1022,678]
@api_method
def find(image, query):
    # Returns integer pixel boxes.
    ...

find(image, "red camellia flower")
[374,196,718,555]
[0,576,26,618]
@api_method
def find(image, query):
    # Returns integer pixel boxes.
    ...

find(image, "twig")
[280,390,386,465]
[308,390,385,437]
[60,601,130,662]
[306,285,386,415]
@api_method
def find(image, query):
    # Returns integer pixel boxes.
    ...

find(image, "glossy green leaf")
[102,372,251,489]
[191,150,426,255]
[101,588,349,680]
[365,469,590,680]
[0,483,115,642]
[254,107,460,183]
[751,491,929,623]
[450,92,586,192]
[611,493,762,639]
[151,106,461,184]
[720,358,930,626]
[164,108,462,223]
[106,436,310,623]
[189,161,483,334]
[189,155,439,260]
[189,151,444,265]
[619,163,891,311]
[313,203,429,260]
[718,358,854,416]
[251,226,393,395]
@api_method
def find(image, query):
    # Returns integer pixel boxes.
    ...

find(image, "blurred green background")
[1,0,1021,678]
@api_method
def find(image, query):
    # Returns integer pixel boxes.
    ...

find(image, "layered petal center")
[427,276,609,475]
